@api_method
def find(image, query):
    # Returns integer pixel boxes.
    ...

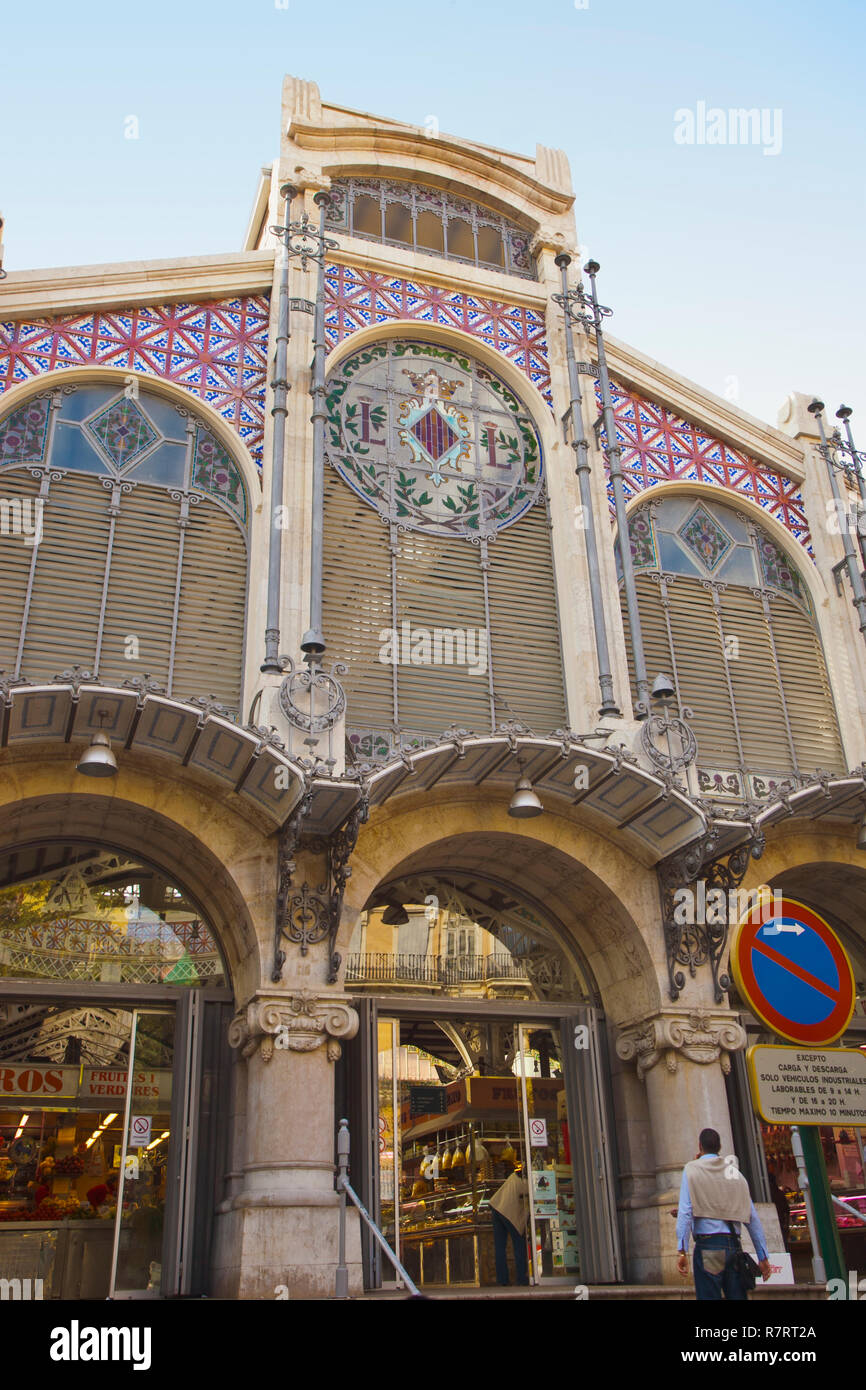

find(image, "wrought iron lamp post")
[582,261,651,718]
[261,185,339,674]
[808,399,866,646]
[551,253,620,718]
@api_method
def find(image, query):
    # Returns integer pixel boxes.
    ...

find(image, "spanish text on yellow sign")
[746,1044,866,1126]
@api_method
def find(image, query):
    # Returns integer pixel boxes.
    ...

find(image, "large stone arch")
[737,827,866,982]
[339,793,666,1028]
[0,763,274,1002]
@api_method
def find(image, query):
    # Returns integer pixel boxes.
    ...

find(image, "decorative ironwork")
[285,880,332,954]
[270,190,340,270]
[278,656,347,733]
[658,827,765,1004]
[640,707,698,777]
[326,794,370,984]
[272,782,369,985]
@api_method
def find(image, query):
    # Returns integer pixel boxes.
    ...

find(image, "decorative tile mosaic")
[0,297,270,470]
[86,396,157,470]
[757,534,809,609]
[324,263,551,407]
[0,395,50,464]
[602,380,812,553]
[628,510,657,569]
[678,503,734,573]
[192,425,248,527]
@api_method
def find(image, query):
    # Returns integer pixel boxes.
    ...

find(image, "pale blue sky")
[1,0,863,432]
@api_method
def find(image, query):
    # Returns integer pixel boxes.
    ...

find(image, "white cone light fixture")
[76,710,118,778]
[508,775,543,819]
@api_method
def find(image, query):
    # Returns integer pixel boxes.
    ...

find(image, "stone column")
[616,1007,747,1283]
[216,989,362,1299]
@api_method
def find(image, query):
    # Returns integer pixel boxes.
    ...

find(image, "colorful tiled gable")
[0,298,270,470]
[603,380,811,552]
[324,263,551,407]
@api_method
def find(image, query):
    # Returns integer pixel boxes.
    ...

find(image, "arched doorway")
[0,833,234,1300]
[339,827,653,1292]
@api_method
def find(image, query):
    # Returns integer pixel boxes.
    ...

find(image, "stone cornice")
[0,250,275,320]
[602,333,807,486]
[228,989,359,1063]
[288,121,574,218]
[616,1009,747,1081]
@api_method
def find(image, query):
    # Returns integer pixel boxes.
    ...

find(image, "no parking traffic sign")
[731,896,856,1046]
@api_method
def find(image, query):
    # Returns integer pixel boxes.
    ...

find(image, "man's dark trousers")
[693,1233,747,1301]
[491,1208,528,1286]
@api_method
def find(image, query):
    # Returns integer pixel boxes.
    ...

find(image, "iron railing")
[345,951,528,986]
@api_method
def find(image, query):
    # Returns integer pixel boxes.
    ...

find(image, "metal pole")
[836,407,866,571]
[262,184,296,673]
[335,1116,350,1299]
[809,400,866,644]
[789,1125,826,1284]
[553,253,620,718]
[583,261,651,717]
[796,1124,846,1287]
[301,193,329,661]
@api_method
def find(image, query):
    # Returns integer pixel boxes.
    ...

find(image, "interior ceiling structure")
[770,863,866,987]
[373,832,640,985]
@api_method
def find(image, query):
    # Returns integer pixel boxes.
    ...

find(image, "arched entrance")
[339,822,659,1293]
[0,812,238,1300]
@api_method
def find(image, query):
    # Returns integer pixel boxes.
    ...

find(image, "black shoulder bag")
[726,1222,762,1292]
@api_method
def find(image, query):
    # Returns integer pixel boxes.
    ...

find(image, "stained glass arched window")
[620,494,845,799]
[0,382,250,713]
[323,339,565,760]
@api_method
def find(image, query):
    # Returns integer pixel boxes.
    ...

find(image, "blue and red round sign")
[731,896,856,1046]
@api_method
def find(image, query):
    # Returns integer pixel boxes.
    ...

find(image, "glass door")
[516,1022,578,1284]
[109,1009,176,1297]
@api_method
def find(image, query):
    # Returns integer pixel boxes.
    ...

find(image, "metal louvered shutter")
[626,574,844,778]
[171,498,247,713]
[323,464,567,740]
[486,504,566,733]
[394,528,491,733]
[99,484,181,685]
[768,593,845,774]
[717,587,794,771]
[19,473,112,681]
[0,472,41,673]
[322,469,395,729]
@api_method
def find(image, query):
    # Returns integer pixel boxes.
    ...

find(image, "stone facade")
[0,73,863,1298]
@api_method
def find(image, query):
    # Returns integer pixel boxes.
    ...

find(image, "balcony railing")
[345,952,528,986]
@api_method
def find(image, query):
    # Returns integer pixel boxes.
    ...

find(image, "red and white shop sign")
[0,1064,80,1098]
[79,1069,172,1106]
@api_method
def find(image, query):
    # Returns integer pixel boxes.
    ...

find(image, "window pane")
[446,218,474,261]
[352,195,381,238]
[476,225,504,267]
[384,201,413,245]
[415,209,445,253]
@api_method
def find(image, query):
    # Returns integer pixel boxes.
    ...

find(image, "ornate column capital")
[616,1009,747,1082]
[228,989,359,1064]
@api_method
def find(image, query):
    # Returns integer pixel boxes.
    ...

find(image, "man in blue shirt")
[676,1127,772,1300]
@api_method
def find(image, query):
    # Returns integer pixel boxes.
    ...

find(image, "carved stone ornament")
[228,990,359,1064]
[616,1010,747,1082]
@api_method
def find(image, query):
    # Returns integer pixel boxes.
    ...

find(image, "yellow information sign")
[746,1044,866,1126]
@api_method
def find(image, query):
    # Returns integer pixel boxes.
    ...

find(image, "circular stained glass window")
[325,340,544,536]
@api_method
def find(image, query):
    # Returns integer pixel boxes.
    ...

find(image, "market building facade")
[0,75,863,1298]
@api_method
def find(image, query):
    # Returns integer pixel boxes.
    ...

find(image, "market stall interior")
[0,843,228,1297]
[377,1018,579,1288]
